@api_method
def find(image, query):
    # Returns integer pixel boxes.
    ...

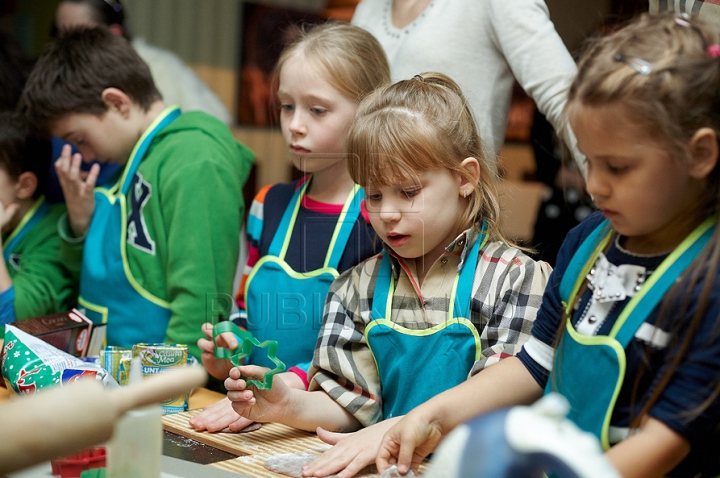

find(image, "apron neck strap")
[3,197,50,261]
[118,105,181,195]
[372,222,488,322]
[268,176,364,269]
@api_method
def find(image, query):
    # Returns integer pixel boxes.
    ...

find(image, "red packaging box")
[8,309,94,358]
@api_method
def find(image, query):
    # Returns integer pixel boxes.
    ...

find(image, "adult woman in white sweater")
[351,0,578,165]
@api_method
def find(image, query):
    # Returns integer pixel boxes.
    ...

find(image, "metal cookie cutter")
[212,321,286,390]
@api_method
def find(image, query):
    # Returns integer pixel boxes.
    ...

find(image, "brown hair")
[347,72,510,243]
[19,26,160,127]
[0,112,52,200]
[561,12,720,426]
[275,21,390,105]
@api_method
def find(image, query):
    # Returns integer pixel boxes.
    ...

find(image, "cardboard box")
[9,309,96,358]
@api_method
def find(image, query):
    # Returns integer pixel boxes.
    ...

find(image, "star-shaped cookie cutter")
[212,321,286,390]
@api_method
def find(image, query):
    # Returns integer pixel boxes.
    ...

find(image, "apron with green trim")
[545,217,715,449]
[366,228,487,419]
[3,196,50,264]
[78,106,181,347]
[244,178,364,368]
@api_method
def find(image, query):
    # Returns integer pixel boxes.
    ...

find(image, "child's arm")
[189,371,309,432]
[470,242,553,372]
[54,144,99,238]
[225,365,362,432]
[301,417,404,478]
[377,356,543,474]
[605,417,690,478]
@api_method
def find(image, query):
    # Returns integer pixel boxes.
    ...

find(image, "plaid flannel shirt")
[308,226,552,426]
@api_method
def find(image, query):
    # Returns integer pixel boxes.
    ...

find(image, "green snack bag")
[2,324,86,395]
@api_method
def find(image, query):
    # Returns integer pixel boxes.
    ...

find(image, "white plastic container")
[106,357,162,478]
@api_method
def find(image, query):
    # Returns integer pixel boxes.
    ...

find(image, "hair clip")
[614,54,652,75]
[413,74,425,82]
[707,44,720,58]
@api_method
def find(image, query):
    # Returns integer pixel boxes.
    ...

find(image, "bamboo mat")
[163,409,385,477]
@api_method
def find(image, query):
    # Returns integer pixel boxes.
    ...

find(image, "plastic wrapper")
[1,324,117,396]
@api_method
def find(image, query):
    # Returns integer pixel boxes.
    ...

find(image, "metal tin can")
[99,346,132,386]
[132,343,189,414]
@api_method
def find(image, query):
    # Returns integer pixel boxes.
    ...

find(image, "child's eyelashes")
[402,188,420,199]
[310,107,327,115]
[606,164,628,175]
[280,104,294,113]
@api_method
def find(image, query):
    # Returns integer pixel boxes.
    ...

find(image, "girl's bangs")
[349,109,440,187]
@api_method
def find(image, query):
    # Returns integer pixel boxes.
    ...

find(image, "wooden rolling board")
[163,409,387,477]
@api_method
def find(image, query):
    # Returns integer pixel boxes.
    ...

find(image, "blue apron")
[366,229,487,419]
[77,106,181,347]
[3,197,50,264]
[546,218,715,449]
[244,178,364,368]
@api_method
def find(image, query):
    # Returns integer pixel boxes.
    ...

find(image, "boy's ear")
[101,88,133,117]
[688,127,718,179]
[459,157,480,197]
[15,172,37,200]
[108,23,125,37]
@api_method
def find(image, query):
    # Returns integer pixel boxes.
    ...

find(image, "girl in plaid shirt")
[378,13,720,478]
[226,72,552,477]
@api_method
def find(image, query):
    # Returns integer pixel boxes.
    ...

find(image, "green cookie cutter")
[212,321,286,390]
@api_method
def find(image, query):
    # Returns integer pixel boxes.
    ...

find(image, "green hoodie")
[121,111,253,360]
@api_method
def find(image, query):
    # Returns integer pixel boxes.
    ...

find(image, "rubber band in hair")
[614,54,652,75]
[413,74,425,82]
[674,13,709,48]
[707,44,720,58]
[675,13,693,28]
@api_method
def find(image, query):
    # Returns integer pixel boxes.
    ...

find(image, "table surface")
[0,339,421,477]
[0,377,394,477]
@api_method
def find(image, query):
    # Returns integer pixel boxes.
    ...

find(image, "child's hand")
[376,411,444,475]
[0,202,20,233]
[189,396,257,432]
[225,365,292,423]
[301,418,402,478]
[198,322,238,380]
[55,144,99,238]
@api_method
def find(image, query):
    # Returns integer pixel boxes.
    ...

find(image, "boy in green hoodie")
[19,26,254,361]
[0,112,80,337]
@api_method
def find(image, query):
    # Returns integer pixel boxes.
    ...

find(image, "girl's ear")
[15,172,37,200]
[101,88,133,117]
[688,127,718,179]
[459,157,480,197]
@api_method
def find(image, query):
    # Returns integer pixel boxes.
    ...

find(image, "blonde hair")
[347,72,510,243]
[564,12,720,426]
[276,21,390,104]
